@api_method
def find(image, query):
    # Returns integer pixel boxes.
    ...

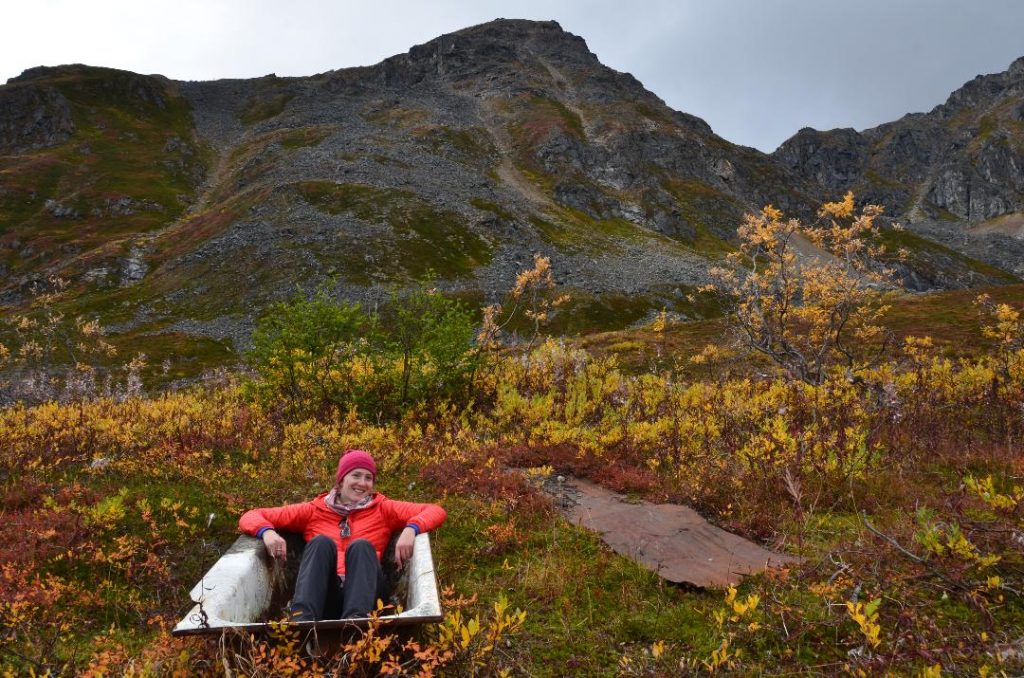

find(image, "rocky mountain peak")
[7,64,89,85]
[406,19,594,66]
[361,18,604,93]
[939,55,1024,113]
[0,23,1020,359]
[1008,55,1024,78]
[7,63,156,86]
[773,55,1024,282]
[772,127,866,189]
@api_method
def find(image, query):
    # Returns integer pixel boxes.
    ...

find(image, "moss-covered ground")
[0,68,206,283]
[877,225,1020,285]
[296,181,494,282]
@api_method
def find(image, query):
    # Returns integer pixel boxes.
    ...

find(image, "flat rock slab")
[549,477,798,587]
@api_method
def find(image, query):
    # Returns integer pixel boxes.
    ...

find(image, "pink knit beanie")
[335,449,377,484]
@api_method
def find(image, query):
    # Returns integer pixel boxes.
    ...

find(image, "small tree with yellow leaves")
[974,293,1024,375]
[470,254,569,405]
[1,276,120,404]
[477,254,569,352]
[710,192,895,385]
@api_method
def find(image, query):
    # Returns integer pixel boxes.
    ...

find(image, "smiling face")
[337,467,374,504]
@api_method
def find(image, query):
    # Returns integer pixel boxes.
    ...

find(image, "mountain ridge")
[1,19,1021,369]
[774,52,1024,279]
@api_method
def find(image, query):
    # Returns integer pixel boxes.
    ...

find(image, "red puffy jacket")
[239,492,446,577]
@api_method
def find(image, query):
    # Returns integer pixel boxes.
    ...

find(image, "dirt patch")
[789,231,841,266]
[494,157,551,208]
[541,475,798,587]
[970,212,1024,237]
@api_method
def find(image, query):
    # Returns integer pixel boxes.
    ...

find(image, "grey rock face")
[149,18,828,320]
[1,20,1021,357]
[977,138,1024,192]
[775,54,1024,274]
[927,167,971,216]
[121,246,148,285]
[773,127,868,194]
[44,199,79,218]
[0,84,74,152]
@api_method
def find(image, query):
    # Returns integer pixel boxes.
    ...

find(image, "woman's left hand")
[394,526,416,569]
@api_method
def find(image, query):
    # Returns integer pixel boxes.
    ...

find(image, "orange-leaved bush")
[709,192,896,385]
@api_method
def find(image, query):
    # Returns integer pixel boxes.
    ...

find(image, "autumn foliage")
[2,201,1023,675]
[710,192,895,384]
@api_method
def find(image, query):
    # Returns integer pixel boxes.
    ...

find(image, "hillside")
[2,20,1022,379]
[4,290,1024,675]
[5,22,1024,672]
[775,56,1024,287]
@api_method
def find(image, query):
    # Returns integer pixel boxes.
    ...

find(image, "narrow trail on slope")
[478,99,553,210]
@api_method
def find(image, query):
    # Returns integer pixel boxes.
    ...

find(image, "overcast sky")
[3,0,1022,152]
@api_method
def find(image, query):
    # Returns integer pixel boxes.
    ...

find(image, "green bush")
[380,285,477,407]
[246,284,477,421]
[247,289,370,419]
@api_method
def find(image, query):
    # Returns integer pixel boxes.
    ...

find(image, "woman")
[239,449,446,621]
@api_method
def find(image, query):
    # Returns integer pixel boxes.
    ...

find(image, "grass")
[978,115,996,140]
[864,169,905,190]
[881,283,1024,353]
[0,155,65,235]
[239,92,294,125]
[278,126,331,149]
[579,316,740,378]
[468,197,516,222]
[575,283,1024,376]
[549,292,657,334]
[503,94,588,198]
[5,284,1024,674]
[361,105,430,129]
[540,285,723,336]
[295,181,494,281]
[0,292,237,385]
[215,126,332,201]
[634,102,675,128]
[877,225,1020,284]
[412,125,497,162]
[435,497,720,671]
[37,261,1023,392]
[151,185,273,263]
[931,204,962,222]
[113,331,237,385]
[508,95,585,153]
[661,178,739,256]
[0,67,205,283]
[528,201,706,257]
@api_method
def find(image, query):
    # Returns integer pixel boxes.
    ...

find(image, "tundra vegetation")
[2,197,1024,676]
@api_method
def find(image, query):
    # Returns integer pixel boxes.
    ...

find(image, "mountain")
[775,56,1024,287]
[0,19,1021,368]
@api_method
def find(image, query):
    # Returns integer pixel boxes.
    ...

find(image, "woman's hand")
[394,527,416,569]
[262,529,287,561]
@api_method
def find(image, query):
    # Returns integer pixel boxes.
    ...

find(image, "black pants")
[290,536,386,621]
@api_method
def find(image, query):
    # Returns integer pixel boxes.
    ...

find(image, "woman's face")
[338,468,374,504]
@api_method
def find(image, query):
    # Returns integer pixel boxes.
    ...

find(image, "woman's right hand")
[262,529,287,561]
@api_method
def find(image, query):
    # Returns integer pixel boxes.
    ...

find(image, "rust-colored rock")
[551,477,798,587]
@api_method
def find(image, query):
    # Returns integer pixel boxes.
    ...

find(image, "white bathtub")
[172,533,442,635]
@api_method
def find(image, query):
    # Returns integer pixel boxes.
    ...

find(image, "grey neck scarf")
[324,488,374,517]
